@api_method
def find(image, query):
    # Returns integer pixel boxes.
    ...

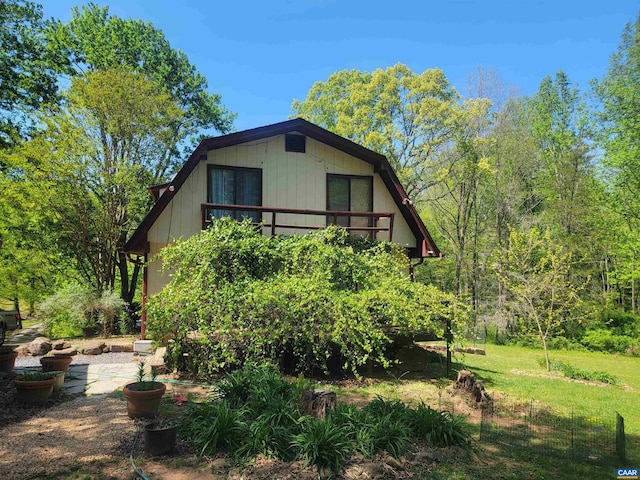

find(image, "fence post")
[616,412,626,461]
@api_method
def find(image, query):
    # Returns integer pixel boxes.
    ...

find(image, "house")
[123,118,440,337]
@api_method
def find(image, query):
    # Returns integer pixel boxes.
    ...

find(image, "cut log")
[452,369,491,404]
[299,389,337,419]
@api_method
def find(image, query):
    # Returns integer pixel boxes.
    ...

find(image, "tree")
[526,71,597,242]
[9,69,184,300]
[498,228,585,370]
[0,0,63,149]
[291,64,462,202]
[44,3,236,303]
[594,13,640,228]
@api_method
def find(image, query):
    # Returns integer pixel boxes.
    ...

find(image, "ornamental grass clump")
[178,364,472,473]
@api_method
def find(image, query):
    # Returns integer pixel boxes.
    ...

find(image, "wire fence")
[480,399,625,463]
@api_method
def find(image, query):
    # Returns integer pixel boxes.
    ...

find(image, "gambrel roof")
[123,118,439,258]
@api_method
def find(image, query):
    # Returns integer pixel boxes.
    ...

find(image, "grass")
[316,344,639,479]
[455,345,640,434]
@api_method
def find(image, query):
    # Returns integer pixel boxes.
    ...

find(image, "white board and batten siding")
[146,133,417,295]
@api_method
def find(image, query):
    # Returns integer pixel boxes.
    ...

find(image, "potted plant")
[41,354,73,373]
[0,345,18,373]
[144,418,177,456]
[14,372,55,404]
[123,360,166,419]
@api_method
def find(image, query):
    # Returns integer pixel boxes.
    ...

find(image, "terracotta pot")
[144,421,177,456]
[14,377,55,404]
[122,382,166,419]
[40,355,73,373]
[0,350,18,373]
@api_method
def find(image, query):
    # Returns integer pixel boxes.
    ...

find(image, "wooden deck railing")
[201,203,395,241]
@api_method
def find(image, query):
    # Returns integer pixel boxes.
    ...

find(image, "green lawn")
[322,344,639,479]
[456,345,640,434]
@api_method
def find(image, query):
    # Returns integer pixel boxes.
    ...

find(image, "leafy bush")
[147,219,464,376]
[178,400,249,456]
[292,417,353,472]
[539,358,618,385]
[38,284,126,338]
[178,364,472,473]
[580,329,635,354]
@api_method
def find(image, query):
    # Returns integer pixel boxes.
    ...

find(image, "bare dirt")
[0,372,479,480]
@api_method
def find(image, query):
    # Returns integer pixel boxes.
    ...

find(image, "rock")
[27,339,52,356]
[51,347,77,356]
[110,343,133,353]
[414,450,440,463]
[299,389,337,419]
[82,346,103,355]
[384,456,404,470]
[14,344,29,356]
[52,340,71,350]
[82,342,106,355]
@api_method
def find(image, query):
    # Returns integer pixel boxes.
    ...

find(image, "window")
[327,174,373,233]
[207,165,262,222]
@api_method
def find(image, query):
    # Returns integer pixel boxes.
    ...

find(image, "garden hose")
[130,422,151,480]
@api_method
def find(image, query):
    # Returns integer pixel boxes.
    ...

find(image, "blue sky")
[42,0,639,132]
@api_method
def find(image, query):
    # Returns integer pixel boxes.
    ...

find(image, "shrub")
[292,416,353,472]
[409,403,471,447]
[539,358,618,385]
[178,365,472,473]
[178,400,249,456]
[147,219,465,376]
[38,284,126,337]
[580,329,635,354]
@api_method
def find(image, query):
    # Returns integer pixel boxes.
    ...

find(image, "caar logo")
[617,468,639,479]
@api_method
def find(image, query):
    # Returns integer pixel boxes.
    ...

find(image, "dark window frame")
[207,164,263,222]
[326,173,374,228]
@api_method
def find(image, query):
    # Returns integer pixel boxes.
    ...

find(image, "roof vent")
[285,134,306,153]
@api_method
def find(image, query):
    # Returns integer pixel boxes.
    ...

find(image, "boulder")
[52,339,71,350]
[51,347,77,356]
[13,344,30,356]
[27,339,52,356]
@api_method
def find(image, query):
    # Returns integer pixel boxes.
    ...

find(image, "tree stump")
[452,369,491,404]
[299,389,337,419]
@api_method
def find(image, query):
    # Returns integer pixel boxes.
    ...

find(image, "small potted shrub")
[0,345,18,373]
[123,360,166,419]
[14,372,55,404]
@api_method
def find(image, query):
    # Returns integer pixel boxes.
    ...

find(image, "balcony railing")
[201,203,395,241]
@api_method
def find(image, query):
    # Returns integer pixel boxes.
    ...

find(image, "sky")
[42,0,639,133]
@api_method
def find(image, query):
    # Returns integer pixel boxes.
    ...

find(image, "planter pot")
[14,377,55,404]
[0,350,18,373]
[123,382,166,419]
[48,370,65,393]
[144,422,177,456]
[40,355,73,373]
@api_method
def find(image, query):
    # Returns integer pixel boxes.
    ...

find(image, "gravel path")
[15,352,136,368]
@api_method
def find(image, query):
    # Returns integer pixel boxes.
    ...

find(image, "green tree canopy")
[5,68,184,299]
[0,0,63,149]
[47,3,235,174]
